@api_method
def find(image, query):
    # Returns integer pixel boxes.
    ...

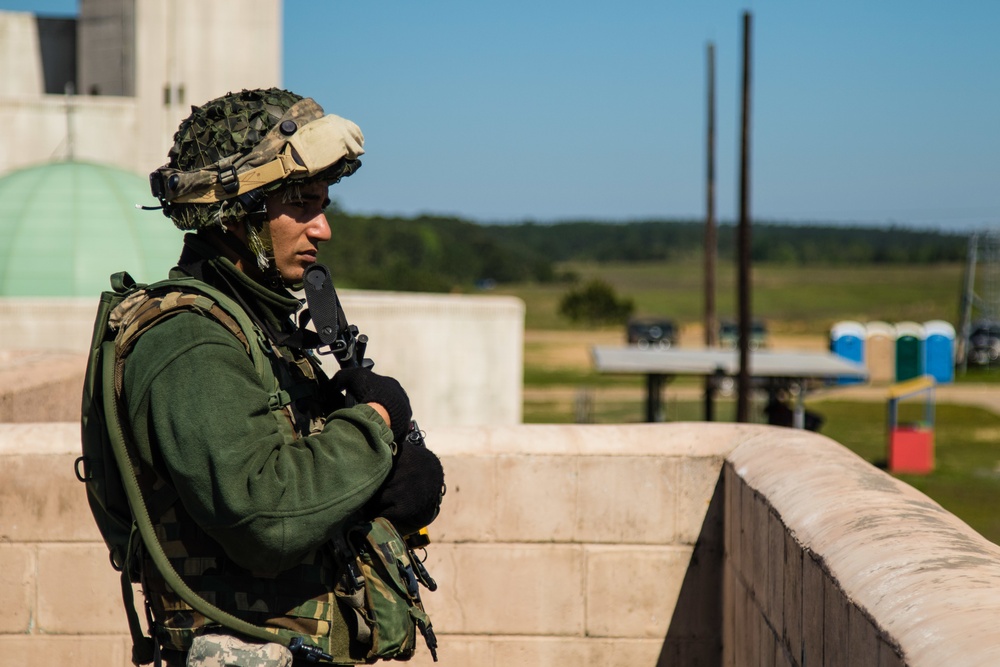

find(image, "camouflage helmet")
[150,88,364,230]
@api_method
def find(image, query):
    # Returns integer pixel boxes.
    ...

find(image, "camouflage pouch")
[341,518,437,662]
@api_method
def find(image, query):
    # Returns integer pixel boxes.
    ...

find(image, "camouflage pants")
[186,633,293,667]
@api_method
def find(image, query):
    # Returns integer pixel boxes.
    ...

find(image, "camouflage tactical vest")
[108,278,375,662]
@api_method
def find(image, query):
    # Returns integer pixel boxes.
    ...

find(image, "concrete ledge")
[0,291,525,427]
[729,428,1000,666]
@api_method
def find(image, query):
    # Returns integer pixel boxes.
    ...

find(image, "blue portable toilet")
[923,320,955,384]
[830,321,867,384]
[895,322,926,382]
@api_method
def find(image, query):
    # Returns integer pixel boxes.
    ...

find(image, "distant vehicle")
[967,320,1000,366]
[626,318,678,349]
[719,319,768,350]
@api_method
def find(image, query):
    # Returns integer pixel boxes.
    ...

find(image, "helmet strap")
[237,190,284,290]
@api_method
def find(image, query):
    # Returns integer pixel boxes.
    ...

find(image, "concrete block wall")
[6,420,1000,665]
[0,421,747,667]
[0,423,138,666]
[724,428,1000,667]
[407,422,754,666]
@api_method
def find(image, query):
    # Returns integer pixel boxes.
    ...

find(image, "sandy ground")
[524,328,1000,415]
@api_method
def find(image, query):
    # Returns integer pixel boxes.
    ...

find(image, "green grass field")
[495,259,965,333]
[511,258,1000,544]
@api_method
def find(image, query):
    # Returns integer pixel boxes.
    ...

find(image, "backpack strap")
[100,338,311,657]
[101,281,330,661]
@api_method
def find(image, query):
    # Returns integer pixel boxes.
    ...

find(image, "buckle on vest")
[268,390,292,410]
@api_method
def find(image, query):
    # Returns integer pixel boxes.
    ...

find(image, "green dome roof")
[0,161,185,297]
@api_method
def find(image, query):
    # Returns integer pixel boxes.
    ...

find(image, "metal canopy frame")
[592,346,869,426]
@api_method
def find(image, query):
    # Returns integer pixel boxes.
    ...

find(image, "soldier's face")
[265,182,332,284]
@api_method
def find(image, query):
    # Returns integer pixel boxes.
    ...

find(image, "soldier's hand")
[331,367,412,443]
[364,436,445,536]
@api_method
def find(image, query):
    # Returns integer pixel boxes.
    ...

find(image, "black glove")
[364,436,445,536]
[331,367,412,443]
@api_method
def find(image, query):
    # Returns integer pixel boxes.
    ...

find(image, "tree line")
[318,208,969,292]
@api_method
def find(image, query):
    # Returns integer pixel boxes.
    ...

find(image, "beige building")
[0,0,525,427]
[0,0,282,178]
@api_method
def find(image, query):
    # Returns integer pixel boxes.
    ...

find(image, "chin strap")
[204,190,284,291]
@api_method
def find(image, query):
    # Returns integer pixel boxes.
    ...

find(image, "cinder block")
[801,554,824,667]
[748,596,761,667]
[823,574,849,666]
[430,456,496,542]
[494,455,576,542]
[775,641,795,667]
[655,637,719,667]
[760,617,776,667]
[424,543,584,635]
[36,543,136,634]
[768,510,785,640]
[0,452,103,542]
[847,604,879,667]
[0,353,85,422]
[658,534,722,648]
[589,638,663,666]
[725,464,740,567]
[406,635,494,667]
[753,493,769,608]
[675,457,723,545]
[878,638,906,667]
[585,545,691,638]
[0,635,130,667]
[783,531,803,662]
[722,562,735,667]
[740,482,754,587]
[493,637,591,666]
[575,456,676,544]
[0,544,34,632]
[734,578,750,665]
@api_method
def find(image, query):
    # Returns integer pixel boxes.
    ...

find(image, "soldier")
[106,88,444,665]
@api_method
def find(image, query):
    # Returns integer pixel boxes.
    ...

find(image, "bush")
[558,279,634,325]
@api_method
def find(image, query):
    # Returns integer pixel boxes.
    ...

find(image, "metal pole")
[646,374,665,422]
[737,11,753,423]
[957,233,977,374]
[704,41,718,421]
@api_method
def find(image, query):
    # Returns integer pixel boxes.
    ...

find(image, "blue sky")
[9,1,1000,230]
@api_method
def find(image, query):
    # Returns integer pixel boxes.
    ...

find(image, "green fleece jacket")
[121,235,394,575]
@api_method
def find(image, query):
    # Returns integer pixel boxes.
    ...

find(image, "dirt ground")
[524,328,1000,416]
[524,326,829,370]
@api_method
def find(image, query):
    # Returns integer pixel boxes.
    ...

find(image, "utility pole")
[737,11,753,423]
[704,41,718,421]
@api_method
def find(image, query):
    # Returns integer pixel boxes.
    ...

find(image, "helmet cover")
[152,88,363,231]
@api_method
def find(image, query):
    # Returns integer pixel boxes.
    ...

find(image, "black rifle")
[302,264,438,592]
[302,263,371,372]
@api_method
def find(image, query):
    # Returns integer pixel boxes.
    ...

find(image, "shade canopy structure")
[0,161,184,297]
[592,346,868,425]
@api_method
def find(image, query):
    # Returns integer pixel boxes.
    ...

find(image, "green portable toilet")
[895,321,925,382]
